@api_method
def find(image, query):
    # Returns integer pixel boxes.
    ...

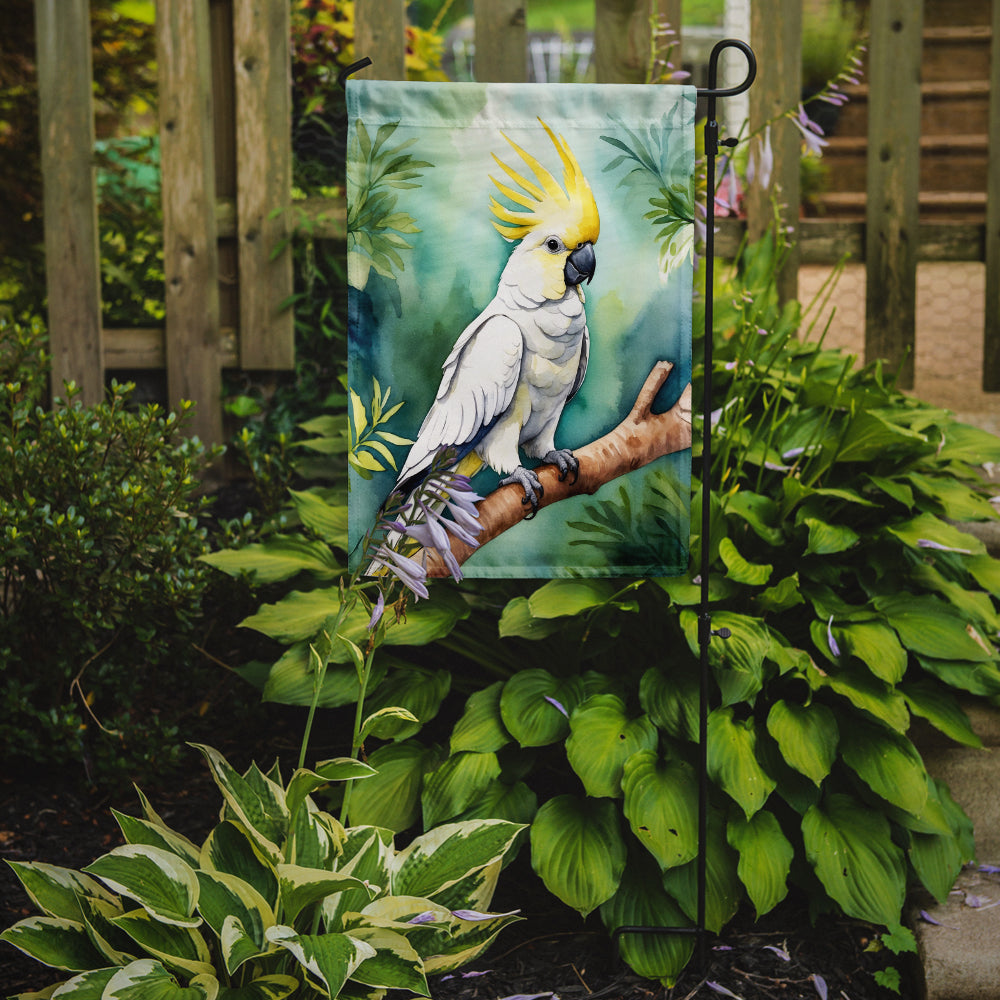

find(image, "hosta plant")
[1,744,523,999]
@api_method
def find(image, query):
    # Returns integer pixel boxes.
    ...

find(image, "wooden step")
[922,0,992,28]
[822,134,989,193]
[814,190,987,222]
[922,25,993,83]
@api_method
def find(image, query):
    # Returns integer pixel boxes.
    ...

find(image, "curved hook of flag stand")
[612,38,756,973]
[339,39,759,976]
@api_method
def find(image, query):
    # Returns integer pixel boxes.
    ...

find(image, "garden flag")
[347,80,695,579]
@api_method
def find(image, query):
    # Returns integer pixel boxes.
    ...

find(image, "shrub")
[1,743,524,998]
[0,316,220,783]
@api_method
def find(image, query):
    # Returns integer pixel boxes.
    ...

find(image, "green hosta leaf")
[526,578,619,618]
[811,662,910,732]
[421,751,501,828]
[393,820,524,901]
[707,708,776,818]
[886,511,985,557]
[727,811,793,917]
[803,517,859,556]
[450,682,511,754]
[83,846,200,928]
[200,822,278,910]
[200,536,340,584]
[453,779,538,827]
[639,664,699,742]
[600,853,694,987]
[362,667,451,740]
[909,827,965,905]
[347,740,442,832]
[802,793,906,926]
[661,811,741,933]
[565,695,658,798]
[265,926,375,997]
[0,916,107,971]
[4,862,118,923]
[277,865,374,925]
[901,680,982,748]
[191,746,287,862]
[103,959,218,1000]
[756,573,805,614]
[907,472,998,521]
[195,871,273,974]
[875,594,995,662]
[835,621,907,684]
[839,718,928,816]
[346,926,428,994]
[835,410,927,463]
[261,644,382,709]
[530,795,626,917]
[621,751,698,870]
[216,975,299,1000]
[111,908,214,978]
[499,670,585,747]
[112,812,201,868]
[967,553,1000,597]
[680,610,770,706]
[288,488,348,547]
[497,596,565,639]
[765,700,838,786]
[360,706,421,742]
[718,536,772,585]
[916,655,1000,697]
[724,490,784,545]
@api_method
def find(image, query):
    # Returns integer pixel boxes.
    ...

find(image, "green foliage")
[0,317,220,784]
[1,744,524,998]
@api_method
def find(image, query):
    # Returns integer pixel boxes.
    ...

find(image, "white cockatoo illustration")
[387,119,600,519]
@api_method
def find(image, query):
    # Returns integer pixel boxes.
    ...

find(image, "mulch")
[1,742,912,1000]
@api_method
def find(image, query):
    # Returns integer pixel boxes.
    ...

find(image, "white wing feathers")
[394,312,523,487]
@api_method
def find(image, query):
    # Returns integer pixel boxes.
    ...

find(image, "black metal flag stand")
[340,38,758,974]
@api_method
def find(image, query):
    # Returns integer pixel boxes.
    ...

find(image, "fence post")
[157,0,223,445]
[34,0,104,405]
[746,0,801,305]
[594,0,656,84]
[355,0,406,80]
[983,0,1000,391]
[864,0,923,389]
[474,0,526,82]
[233,0,294,369]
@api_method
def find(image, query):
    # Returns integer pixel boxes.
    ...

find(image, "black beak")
[564,241,596,286]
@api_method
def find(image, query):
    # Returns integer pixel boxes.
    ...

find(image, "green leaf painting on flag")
[347,81,694,578]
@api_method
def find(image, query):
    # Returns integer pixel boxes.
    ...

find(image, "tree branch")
[424,360,692,576]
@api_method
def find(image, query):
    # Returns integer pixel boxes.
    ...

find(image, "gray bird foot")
[500,466,544,518]
[542,448,579,484]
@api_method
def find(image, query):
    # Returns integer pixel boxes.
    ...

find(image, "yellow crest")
[489,119,600,247]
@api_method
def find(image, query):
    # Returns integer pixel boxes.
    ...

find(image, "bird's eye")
[545,238,561,253]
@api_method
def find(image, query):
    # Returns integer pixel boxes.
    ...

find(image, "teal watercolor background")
[347,81,694,577]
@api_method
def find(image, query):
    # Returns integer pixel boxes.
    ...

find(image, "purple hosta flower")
[407,911,438,925]
[451,908,521,921]
[370,544,429,600]
[917,538,973,555]
[979,864,1000,874]
[400,508,464,581]
[441,970,493,982]
[919,909,958,929]
[367,590,385,631]
[827,615,842,658]
[791,103,829,156]
[706,982,742,999]
[812,974,828,1000]
[746,124,774,190]
[497,994,557,1000]
[544,695,569,718]
[763,944,791,962]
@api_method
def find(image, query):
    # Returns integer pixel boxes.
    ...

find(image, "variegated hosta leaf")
[47,966,118,997]
[191,745,287,863]
[195,871,274,974]
[566,695,658,798]
[345,926,429,995]
[599,853,694,987]
[288,802,344,870]
[765,700,838,786]
[727,810,793,918]
[77,894,136,966]
[112,810,201,868]
[4,861,118,922]
[529,795,626,917]
[0,916,107,972]
[621,751,699,871]
[102,958,218,999]
[421,907,522,975]
[323,829,393,931]
[83,845,200,928]
[265,926,375,998]
[276,864,375,925]
[706,707,776,819]
[200,822,279,910]
[214,974,299,1000]
[110,908,214,978]
[425,859,501,915]
[802,793,906,926]
[391,820,524,901]
[285,761,376,822]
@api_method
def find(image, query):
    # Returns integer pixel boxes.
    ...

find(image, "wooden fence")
[33,0,1000,445]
